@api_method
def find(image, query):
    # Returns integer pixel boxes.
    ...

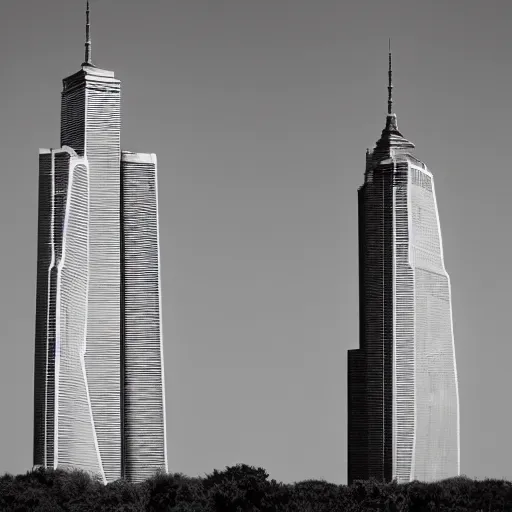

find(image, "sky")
[0,0,510,485]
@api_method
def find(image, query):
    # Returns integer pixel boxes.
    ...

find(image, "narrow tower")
[121,152,168,483]
[347,46,460,484]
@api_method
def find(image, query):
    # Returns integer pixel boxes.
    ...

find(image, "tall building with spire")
[33,2,168,484]
[347,45,460,484]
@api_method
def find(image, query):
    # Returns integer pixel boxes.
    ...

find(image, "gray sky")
[0,0,509,485]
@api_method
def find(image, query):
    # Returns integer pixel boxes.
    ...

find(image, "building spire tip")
[84,0,92,65]
[387,38,393,115]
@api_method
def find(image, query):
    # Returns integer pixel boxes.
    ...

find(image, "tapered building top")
[373,42,415,157]
[84,1,93,66]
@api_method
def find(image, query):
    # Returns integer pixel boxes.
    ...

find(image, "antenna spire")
[84,0,92,65]
[387,38,393,115]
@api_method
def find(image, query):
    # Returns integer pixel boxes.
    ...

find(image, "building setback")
[347,48,460,484]
[33,2,167,484]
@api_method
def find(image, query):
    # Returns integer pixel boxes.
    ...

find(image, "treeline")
[1,464,511,511]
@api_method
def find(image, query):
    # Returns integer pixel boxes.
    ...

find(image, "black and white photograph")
[0,0,508,509]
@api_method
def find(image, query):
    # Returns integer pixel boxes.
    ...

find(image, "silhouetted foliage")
[2,465,512,511]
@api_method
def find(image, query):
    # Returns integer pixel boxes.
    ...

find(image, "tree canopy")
[0,465,511,511]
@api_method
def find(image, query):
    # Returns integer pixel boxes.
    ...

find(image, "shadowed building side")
[358,158,395,483]
[34,150,53,468]
[347,349,367,483]
[121,152,168,482]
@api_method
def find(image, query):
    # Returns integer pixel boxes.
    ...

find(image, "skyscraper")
[33,2,167,484]
[347,47,460,484]
[121,151,168,483]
